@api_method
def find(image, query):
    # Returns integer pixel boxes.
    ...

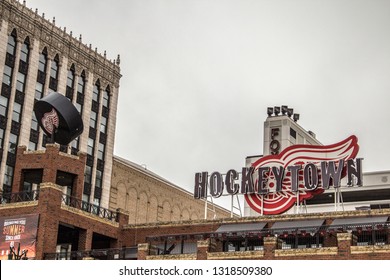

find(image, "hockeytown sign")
[194,135,363,215]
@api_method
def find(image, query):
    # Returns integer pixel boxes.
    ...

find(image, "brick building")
[0,0,121,209]
[110,156,232,224]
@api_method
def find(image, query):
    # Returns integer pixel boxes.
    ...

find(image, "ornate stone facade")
[110,156,232,224]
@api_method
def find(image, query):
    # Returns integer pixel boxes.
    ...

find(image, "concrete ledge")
[351,245,390,255]
[208,250,264,260]
[0,200,38,209]
[275,247,338,257]
[146,254,197,260]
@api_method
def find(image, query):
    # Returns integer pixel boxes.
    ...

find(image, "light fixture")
[287,108,294,117]
[267,107,274,117]
[293,113,300,122]
[281,105,288,115]
[274,106,280,116]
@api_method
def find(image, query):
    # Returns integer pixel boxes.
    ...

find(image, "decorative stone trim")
[337,233,352,241]
[0,200,38,209]
[351,245,390,255]
[208,250,264,260]
[146,254,197,260]
[275,247,338,257]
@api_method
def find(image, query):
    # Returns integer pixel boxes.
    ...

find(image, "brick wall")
[110,157,232,225]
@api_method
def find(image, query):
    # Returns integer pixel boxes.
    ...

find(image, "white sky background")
[26,0,390,209]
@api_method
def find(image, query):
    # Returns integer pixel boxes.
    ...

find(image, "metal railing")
[0,190,39,204]
[44,247,138,260]
[62,194,118,222]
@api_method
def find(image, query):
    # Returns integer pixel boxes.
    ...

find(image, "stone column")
[337,232,353,259]
[196,239,210,260]
[263,236,278,259]
[137,243,150,260]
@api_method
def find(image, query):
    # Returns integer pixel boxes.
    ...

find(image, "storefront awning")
[271,219,325,233]
[330,216,389,228]
[216,222,267,233]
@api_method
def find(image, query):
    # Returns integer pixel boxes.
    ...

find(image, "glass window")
[6,35,16,56]
[8,133,18,154]
[77,75,85,94]
[103,89,110,108]
[12,103,22,122]
[93,84,100,102]
[84,165,92,184]
[82,194,89,203]
[2,65,13,85]
[87,138,95,156]
[28,141,37,151]
[75,102,82,114]
[31,113,38,131]
[95,170,102,188]
[0,128,4,148]
[50,59,58,79]
[97,143,105,160]
[38,53,47,72]
[35,82,44,100]
[16,72,26,92]
[89,111,97,128]
[67,70,74,88]
[20,42,29,63]
[100,116,107,134]
[4,165,14,187]
[0,95,8,116]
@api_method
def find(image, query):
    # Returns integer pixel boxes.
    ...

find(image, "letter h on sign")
[194,172,208,199]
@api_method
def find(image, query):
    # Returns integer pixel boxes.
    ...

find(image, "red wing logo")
[41,108,59,135]
[245,135,359,215]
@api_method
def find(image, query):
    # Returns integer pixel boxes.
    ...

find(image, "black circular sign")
[34,92,84,145]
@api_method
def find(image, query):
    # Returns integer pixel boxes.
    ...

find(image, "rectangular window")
[103,90,109,108]
[50,61,58,79]
[2,65,13,86]
[38,54,46,72]
[0,128,4,148]
[20,44,29,63]
[89,111,97,128]
[95,170,102,188]
[0,95,8,116]
[35,82,44,100]
[28,141,37,151]
[12,103,22,122]
[31,113,38,131]
[16,72,26,92]
[97,143,105,160]
[100,116,107,134]
[84,165,92,184]
[87,138,95,156]
[4,165,14,187]
[8,133,18,154]
[93,85,99,102]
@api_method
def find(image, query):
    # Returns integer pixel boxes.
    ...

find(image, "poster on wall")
[0,214,39,260]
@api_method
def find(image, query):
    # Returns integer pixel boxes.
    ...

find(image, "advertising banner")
[0,214,39,260]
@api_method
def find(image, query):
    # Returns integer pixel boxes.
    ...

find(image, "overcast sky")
[27,0,390,207]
